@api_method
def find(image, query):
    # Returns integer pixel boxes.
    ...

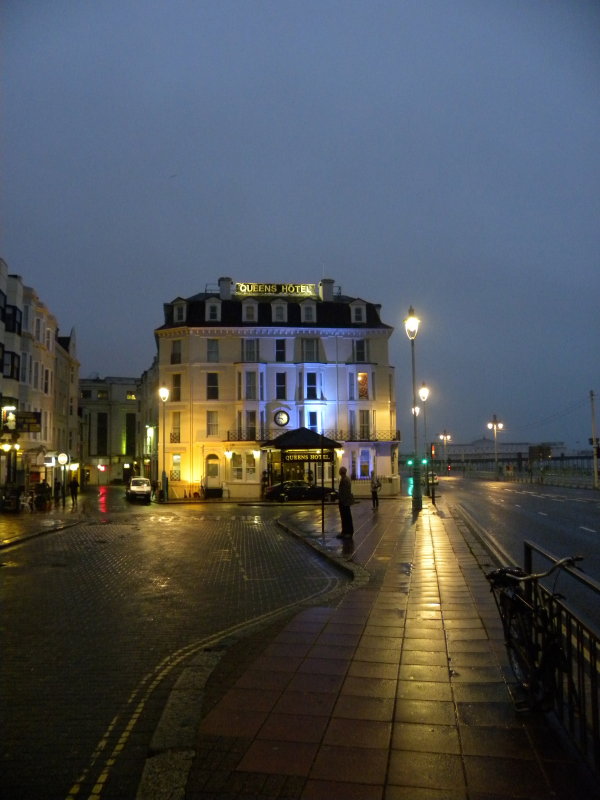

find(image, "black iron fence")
[227,428,401,443]
[523,540,600,775]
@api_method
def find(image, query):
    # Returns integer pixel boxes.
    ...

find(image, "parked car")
[421,471,439,485]
[264,480,338,502]
[126,477,152,503]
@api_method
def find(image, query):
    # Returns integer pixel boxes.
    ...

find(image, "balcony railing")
[226,428,401,443]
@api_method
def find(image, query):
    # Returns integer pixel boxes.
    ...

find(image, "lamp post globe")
[404,306,422,513]
[487,414,504,478]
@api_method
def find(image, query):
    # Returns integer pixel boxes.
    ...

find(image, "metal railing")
[226,428,401,443]
[523,540,600,774]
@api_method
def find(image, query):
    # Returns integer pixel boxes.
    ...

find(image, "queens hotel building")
[155,277,400,500]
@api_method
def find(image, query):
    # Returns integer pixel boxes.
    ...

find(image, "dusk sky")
[2,1,599,449]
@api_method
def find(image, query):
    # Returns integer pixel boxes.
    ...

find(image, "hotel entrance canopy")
[262,427,342,456]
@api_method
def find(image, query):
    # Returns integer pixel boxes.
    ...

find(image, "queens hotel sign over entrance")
[235,282,317,297]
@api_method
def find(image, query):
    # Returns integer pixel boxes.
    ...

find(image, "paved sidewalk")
[156,495,599,800]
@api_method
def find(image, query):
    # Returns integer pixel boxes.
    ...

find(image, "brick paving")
[156,495,600,800]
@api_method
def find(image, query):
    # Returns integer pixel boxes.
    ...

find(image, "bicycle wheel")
[504,610,535,689]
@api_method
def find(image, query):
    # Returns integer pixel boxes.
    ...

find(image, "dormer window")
[271,301,287,323]
[205,299,221,322]
[174,303,187,323]
[242,300,258,322]
[301,301,316,323]
[350,301,366,323]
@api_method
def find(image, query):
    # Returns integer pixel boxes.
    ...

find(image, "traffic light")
[421,458,428,465]
[406,458,414,467]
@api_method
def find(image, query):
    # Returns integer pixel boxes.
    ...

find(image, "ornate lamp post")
[439,430,451,472]
[159,386,169,499]
[419,383,430,495]
[487,414,504,478]
[405,306,422,512]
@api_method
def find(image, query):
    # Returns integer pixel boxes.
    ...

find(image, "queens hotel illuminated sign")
[235,282,317,297]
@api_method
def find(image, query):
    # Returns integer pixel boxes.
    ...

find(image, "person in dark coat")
[336,466,354,539]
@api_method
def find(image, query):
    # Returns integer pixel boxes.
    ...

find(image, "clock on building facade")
[274,410,289,427]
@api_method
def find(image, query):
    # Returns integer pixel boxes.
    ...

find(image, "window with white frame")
[348,371,355,401]
[171,340,182,364]
[272,302,287,323]
[301,301,316,323]
[206,300,221,322]
[301,338,318,362]
[245,410,257,439]
[245,371,257,400]
[306,371,318,400]
[351,303,366,323]
[275,339,286,362]
[207,339,219,362]
[307,410,318,432]
[242,300,258,322]
[276,372,286,400]
[242,338,259,362]
[206,410,218,436]
[359,410,370,439]
[358,372,369,399]
[174,304,187,322]
[354,339,368,362]
[359,448,370,477]
[207,372,219,399]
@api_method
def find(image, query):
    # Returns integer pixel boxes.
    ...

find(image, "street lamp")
[159,386,169,499]
[405,306,422,512]
[439,430,451,472]
[487,414,504,478]
[419,383,430,495]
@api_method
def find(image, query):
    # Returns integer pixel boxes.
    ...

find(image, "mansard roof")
[157,289,391,332]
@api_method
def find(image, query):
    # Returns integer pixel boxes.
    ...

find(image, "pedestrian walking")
[69,476,79,509]
[336,466,354,539]
[370,472,381,509]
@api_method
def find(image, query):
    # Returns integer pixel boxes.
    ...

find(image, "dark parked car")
[264,480,338,503]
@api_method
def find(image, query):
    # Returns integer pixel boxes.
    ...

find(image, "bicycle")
[486,555,583,711]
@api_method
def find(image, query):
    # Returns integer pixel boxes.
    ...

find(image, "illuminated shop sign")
[283,451,333,462]
[235,282,317,297]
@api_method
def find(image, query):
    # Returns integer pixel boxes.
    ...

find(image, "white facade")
[155,278,400,499]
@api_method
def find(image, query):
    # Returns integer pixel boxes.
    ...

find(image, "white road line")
[538,512,548,516]
[580,526,597,534]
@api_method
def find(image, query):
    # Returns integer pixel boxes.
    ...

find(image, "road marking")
[538,512,548,516]
[66,570,340,800]
[580,526,597,534]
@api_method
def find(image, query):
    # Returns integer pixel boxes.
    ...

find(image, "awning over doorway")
[262,427,342,450]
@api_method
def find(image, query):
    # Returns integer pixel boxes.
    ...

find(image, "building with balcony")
[0,259,80,496]
[154,277,400,499]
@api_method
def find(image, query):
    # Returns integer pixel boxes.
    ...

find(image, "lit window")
[357,372,368,399]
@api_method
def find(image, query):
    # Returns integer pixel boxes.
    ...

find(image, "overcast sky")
[2,0,599,449]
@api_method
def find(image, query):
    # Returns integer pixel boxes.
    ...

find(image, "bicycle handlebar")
[486,555,583,588]
[520,555,583,582]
